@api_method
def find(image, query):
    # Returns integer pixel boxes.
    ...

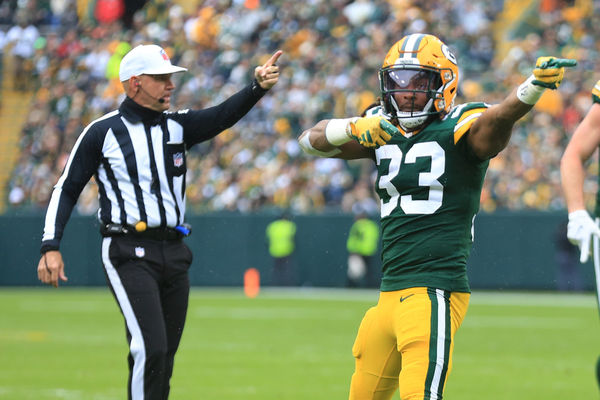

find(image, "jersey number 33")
[376,142,445,217]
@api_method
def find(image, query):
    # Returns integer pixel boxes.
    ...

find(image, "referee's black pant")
[101,235,193,400]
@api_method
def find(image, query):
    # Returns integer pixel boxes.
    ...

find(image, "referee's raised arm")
[176,49,283,147]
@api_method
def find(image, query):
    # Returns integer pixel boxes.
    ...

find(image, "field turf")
[0,288,598,399]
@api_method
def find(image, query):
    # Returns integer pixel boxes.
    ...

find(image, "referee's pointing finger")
[262,50,283,69]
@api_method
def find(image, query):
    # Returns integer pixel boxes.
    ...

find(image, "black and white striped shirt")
[41,81,267,253]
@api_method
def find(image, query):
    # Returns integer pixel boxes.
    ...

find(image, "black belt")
[100,224,191,241]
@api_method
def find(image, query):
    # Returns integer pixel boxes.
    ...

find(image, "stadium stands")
[1,0,598,215]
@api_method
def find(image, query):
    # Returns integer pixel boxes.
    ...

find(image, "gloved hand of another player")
[567,210,600,263]
[532,57,577,90]
[348,116,399,148]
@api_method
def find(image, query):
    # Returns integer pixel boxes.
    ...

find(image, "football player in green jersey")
[561,80,600,264]
[299,33,576,400]
[560,80,600,389]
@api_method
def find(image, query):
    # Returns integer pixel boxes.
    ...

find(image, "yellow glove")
[532,57,577,90]
[348,116,399,148]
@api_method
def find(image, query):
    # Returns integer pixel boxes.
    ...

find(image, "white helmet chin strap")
[397,115,429,131]
[389,96,435,131]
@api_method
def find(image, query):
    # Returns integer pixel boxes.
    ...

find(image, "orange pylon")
[244,268,260,298]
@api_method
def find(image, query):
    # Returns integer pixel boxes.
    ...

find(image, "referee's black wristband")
[40,244,59,254]
[251,79,269,96]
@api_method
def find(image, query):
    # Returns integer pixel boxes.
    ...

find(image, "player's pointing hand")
[517,56,577,105]
[255,50,282,90]
[532,56,577,90]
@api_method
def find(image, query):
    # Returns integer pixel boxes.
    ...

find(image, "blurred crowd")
[2,0,600,216]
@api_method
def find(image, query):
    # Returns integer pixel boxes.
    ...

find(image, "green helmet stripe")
[401,33,425,57]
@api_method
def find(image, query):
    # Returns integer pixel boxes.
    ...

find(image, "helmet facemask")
[379,65,450,131]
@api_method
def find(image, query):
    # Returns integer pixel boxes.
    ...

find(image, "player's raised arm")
[467,57,577,160]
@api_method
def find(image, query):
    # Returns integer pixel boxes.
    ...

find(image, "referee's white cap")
[119,44,187,82]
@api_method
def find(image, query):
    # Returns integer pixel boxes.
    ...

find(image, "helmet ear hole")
[437,99,445,111]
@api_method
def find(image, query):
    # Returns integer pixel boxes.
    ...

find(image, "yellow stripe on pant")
[349,287,470,400]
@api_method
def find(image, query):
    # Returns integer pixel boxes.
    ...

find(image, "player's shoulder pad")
[592,80,600,104]
[445,102,491,144]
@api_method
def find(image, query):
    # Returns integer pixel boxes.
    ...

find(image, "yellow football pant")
[349,287,470,400]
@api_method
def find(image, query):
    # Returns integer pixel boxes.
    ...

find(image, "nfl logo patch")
[135,247,145,258]
[173,152,184,167]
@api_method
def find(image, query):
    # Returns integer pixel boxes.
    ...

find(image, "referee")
[37,43,281,400]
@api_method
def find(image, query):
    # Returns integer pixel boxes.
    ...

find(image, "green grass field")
[0,288,598,399]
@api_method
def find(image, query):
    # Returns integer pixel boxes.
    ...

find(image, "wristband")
[250,78,268,96]
[40,244,59,254]
[325,118,357,146]
[516,75,545,105]
[568,209,590,220]
[299,131,341,157]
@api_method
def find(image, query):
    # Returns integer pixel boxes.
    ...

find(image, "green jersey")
[368,103,490,293]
